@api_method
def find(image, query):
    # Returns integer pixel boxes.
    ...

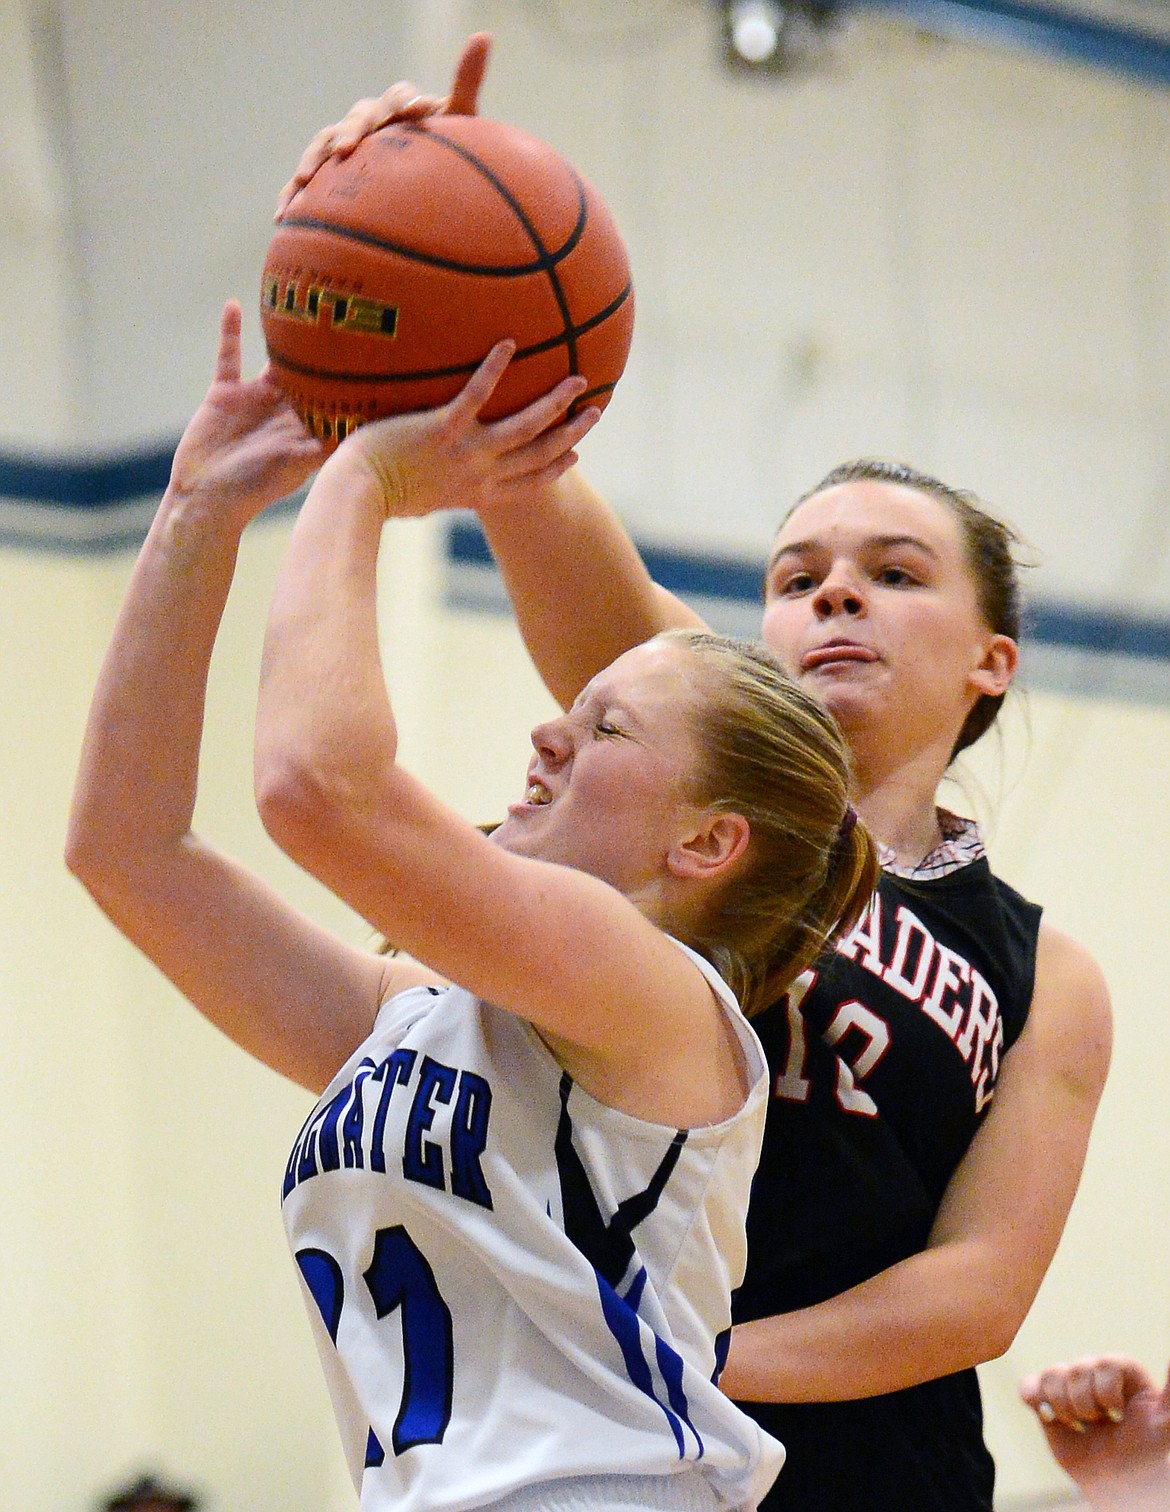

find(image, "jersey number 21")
[296,1226,454,1461]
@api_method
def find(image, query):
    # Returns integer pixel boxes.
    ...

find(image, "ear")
[968,633,1018,700]
[668,811,751,882]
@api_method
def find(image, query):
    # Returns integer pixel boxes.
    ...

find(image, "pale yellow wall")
[0,548,147,1507]
[0,527,352,1510]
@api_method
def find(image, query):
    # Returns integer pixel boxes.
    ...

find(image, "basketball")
[261,114,635,448]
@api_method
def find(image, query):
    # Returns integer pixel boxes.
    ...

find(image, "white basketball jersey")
[281,940,785,1511]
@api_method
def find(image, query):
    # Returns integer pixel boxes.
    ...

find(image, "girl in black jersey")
[467,460,1109,1512]
[288,36,1112,1510]
[705,458,1111,1510]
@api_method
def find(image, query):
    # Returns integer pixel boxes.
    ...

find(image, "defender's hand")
[275,33,492,219]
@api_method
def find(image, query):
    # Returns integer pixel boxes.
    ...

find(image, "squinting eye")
[594,721,621,738]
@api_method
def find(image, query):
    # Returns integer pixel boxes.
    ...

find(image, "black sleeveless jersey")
[732,853,1043,1512]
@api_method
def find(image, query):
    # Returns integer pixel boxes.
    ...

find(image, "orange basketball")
[261,114,635,449]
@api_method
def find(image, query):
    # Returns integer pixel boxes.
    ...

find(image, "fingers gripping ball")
[261,115,635,449]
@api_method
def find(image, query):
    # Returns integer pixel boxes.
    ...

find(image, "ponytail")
[747,811,880,1015]
[659,631,879,1017]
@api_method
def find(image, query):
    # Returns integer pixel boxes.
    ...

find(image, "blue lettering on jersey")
[283,1051,493,1208]
[295,1247,344,1342]
[364,1224,455,1453]
[450,1070,493,1206]
[403,1056,458,1191]
[318,1077,355,1173]
[342,1062,375,1169]
[295,1119,321,1189]
[370,1049,418,1174]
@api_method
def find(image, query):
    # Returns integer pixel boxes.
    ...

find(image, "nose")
[530,715,573,767]
[812,564,866,620]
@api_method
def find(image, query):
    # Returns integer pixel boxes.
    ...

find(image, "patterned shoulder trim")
[879,809,986,880]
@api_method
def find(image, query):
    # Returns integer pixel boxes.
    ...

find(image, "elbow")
[255,754,320,848]
[64,806,116,899]
[63,807,153,920]
[255,753,350,861]
[970,1310,1022,1366]
[63,822,95,891]
[988,1285,1035,1359]
[64,798,89,877]
[949,1294,1027,1370]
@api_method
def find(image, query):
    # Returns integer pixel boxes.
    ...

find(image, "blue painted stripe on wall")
[1027,602,1170,663]
[446,517,765,603]
[447,517,1170,665]
[0,446,175,507]
[856,0,1170,89]
[2,455,1168,667]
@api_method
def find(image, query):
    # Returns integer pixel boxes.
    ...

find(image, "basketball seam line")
[415,126,581,373]
[274,213,585,279]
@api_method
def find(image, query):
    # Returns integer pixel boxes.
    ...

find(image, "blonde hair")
[662,630,879,1016]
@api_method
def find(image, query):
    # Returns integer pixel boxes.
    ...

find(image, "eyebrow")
[766,532,941,574]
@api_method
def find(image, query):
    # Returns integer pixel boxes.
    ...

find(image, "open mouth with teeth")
[524,780,553,806]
